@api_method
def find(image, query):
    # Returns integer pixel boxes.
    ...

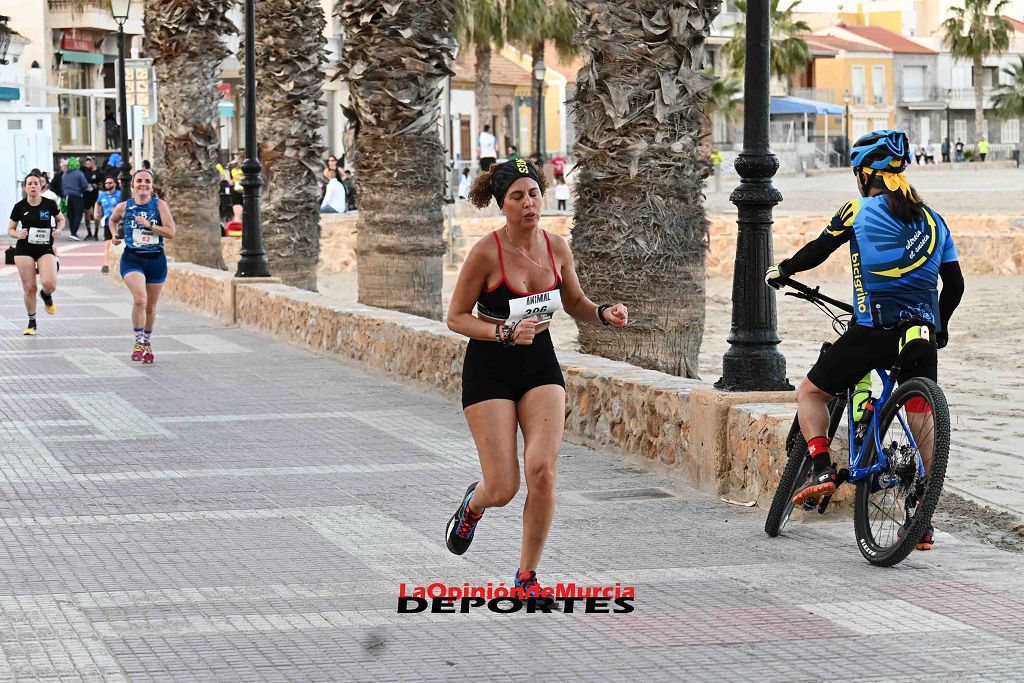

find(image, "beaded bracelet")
[597,304,613,326]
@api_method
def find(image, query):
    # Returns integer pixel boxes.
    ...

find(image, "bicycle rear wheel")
[853,377,950,567]
[764,395,847,537]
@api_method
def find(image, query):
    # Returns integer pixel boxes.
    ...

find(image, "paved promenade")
[2,267,1024,681]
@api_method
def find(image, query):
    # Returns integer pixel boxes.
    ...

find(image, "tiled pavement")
[1,270,1024,682]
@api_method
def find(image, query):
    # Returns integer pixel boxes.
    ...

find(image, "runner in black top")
[7,173,64,335]
[444,158,628,596]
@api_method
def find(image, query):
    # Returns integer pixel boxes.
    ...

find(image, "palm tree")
[569,1,720,378]
[515,0,577,159]
[250,0,327,291]
[454,0,504,144]
[721,0,810,90]
[992,56,1024,158]
[942,0,1013,143]
[143,1,234,270]
[336,0,458,320]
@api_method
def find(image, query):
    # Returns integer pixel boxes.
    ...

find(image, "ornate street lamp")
[109,0,132,199]
[235,0,270,277]
[0,16,13,66]
[716,0,791,392]
[533,59,546,163]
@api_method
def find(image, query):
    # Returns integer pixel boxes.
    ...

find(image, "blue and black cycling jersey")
[783,195,959,331]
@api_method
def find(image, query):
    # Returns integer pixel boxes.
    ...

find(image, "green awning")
[0,87,19,101]
[62,50,105,65]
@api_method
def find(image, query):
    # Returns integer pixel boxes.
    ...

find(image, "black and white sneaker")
[792,465,838,507]
[445,481,483,555]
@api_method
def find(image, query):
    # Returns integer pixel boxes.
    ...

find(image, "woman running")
[444,158,628,594]
[109,169,176,364]
[7,173,63,335]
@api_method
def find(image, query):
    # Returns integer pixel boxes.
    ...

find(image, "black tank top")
[476,230,562,322]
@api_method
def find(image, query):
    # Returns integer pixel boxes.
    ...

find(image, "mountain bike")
[763,277,950,567]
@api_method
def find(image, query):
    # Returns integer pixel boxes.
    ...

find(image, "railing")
[790,88,837,103]
[900,86,940,103]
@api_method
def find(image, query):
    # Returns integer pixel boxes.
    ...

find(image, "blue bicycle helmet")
[850,129,910,172]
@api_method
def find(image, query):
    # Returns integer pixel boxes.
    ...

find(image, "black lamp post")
[842,89,851,165]
[235,0,269,277]
[715,0,791,392]
[945,88,952,160]
[110,0,132,200]
[533,59,546,163]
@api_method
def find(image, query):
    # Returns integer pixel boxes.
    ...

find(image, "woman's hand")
[512,318,540,345]
[16,229,27,240]
[51,228,60,239]
[134,215,150,228]
[601,303,629,327]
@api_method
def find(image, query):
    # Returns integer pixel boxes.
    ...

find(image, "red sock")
[807,436,831,468]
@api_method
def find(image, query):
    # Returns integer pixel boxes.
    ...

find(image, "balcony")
[47,0,143,33]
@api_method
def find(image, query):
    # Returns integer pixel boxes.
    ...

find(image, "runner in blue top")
[765,130,965,551]
[93,176,121,274]
[109,169,176,364]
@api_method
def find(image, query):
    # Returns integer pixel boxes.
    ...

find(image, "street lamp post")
[110,0,132,200]
[945,88,953,162]
[843,90,851,166]
[533,59,546,164]
[235,0,269,277]
[715,0,791,392]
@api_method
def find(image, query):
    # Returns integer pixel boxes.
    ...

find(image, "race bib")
[133,228,160,246]
[506,289,562,325]
[27,228,50,245]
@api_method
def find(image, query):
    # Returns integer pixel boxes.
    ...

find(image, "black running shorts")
[462,328,565,409]
[806,323,937,395]
[14,242,56,261]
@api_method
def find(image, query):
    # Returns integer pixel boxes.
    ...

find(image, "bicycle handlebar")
[776,276,855,314]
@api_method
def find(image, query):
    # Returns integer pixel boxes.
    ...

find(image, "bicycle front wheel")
[853,377,950,567]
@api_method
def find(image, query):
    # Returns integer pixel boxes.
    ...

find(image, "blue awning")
[0,86,19,101]
[770,96,844,116]
[62,50,105,65]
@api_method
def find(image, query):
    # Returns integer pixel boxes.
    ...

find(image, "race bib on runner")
[133,228,160,246]
[27,228,50,245]
[506,289,562,325]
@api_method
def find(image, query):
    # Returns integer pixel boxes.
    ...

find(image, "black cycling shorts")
[806,323,937,395]
[462,328,565,409]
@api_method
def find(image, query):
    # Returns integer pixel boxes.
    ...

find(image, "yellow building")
[804,33,895,138]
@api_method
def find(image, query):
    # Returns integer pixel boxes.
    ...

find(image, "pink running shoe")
[131,343,145,362]
[142,345,154,364]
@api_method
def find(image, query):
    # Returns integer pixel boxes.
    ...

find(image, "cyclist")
[765,130,964,551]
[445,158,628,594]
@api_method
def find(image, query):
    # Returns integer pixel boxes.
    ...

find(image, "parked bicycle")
[764,277,950,567]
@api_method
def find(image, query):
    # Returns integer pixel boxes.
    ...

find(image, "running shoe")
[515,569,542,596]
[142,345,154,364]
[792,464,838,507]
[915,525,935,551]
[131,343,145,362]
[101,265,109,274]
[40,292,56,315]
[68,234,82,241]
[22,325,36,336]
[445,481,483,555]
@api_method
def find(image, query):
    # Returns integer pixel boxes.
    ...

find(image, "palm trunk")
[337,0,457,320]
[252,0,327,291]
[570,0,719,378]
[974,53,985,144]
[475,42,493,137]
[143,1,233,270]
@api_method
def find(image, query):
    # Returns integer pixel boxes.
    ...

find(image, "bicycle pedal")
[801,499,817,512]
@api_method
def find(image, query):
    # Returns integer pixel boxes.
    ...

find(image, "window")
[57,63,91,147]
[1002,119,1020,144]
[953,119,967,141]
[853,118,869,139]
[872,65,885,104]
[852,66,866,104]
[902,66,926,102]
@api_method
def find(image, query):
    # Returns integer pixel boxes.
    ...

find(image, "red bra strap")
[493,231,509,282]
[543,230,559,276]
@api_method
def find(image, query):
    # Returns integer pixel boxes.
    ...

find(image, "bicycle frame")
[845,367,923,483]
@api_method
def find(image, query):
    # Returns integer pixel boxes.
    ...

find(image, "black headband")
[489,158,542,208]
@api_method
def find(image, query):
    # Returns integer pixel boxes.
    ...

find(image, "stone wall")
[222,212,1024,280]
